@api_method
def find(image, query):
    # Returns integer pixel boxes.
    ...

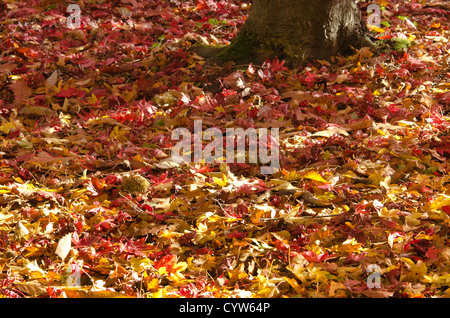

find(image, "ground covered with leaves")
[0,0,449,298]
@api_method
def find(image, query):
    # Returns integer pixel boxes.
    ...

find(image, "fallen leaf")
[55,232,72,260]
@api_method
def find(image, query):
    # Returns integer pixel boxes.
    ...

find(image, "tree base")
[191,32,262,66]
[194,0,374,67]
[191,44,226,60]
[214,31,292,65]
[193,31,299,66]
[194,32,372,67]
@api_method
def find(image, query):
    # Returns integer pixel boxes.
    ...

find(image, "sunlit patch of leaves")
[0,0,449,298]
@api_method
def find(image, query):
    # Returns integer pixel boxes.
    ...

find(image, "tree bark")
[209,0,372,66]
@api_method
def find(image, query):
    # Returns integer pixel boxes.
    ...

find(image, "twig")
[259,213,344,222]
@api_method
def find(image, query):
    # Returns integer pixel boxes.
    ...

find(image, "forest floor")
[0,0,449,298]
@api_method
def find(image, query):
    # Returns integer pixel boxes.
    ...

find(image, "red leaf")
[302,251,330,262]
[438,92,450,105]
[442,205,450,216]
[56,87,87,98]
[154,254,177,271]
[226,231,247,239]
[105,175,121,185]
[425,246,441,260]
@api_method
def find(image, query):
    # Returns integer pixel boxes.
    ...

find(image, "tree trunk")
[210,0,372,66]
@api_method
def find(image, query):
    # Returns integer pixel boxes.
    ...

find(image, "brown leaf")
[345,118,374,132]
[300,191,331,207]
[9,78,31,100]
[14,281,47,296]
[0,63,17,73]
[360,289,394,298]
[61,288,131,298]
[19,106,56,116]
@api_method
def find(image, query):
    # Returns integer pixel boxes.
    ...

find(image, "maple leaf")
[1,0,449,300]
[9,77,31,100]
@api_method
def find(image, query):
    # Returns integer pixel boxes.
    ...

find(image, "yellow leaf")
[215,105,225,113]
[203,256,217,271]
[213,174,228,187]
[0,187,11,194]
[344,222,356,229]
[282,170,303,181]
[0,122,15,134]
[367,25,385,33]
[158,267,168,275]
[95,258,114,272]
[13,176,24,184]
[110,125,129,141]
[34,86,46,94]
[307,266,331,283]
[303,171,329,183]
[401,257,415,267]
[173,261,188,273]
[151,288,166,298]
[145,278,160,290]
[228,267,248,283]
[401,257,428,282]
[24,246,47,258]
[422,273,450,285]
[332,237,362,254]
[87,93,98,105]
[283,277,305,295]
[130,257,153,272]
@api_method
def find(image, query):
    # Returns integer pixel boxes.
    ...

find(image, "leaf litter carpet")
[0,0,449,298]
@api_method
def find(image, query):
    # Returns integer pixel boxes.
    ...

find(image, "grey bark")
[209,0,372,66]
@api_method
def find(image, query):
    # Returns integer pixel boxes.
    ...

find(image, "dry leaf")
[14,281,47,296]
[9,78,31,100]
[46,70,58,89]
[15,221,29,238]
[20,106,56,116]
[55,232,72,260]
[345,118,374,132]
[0,63,17,73]
[61,288,131,298]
